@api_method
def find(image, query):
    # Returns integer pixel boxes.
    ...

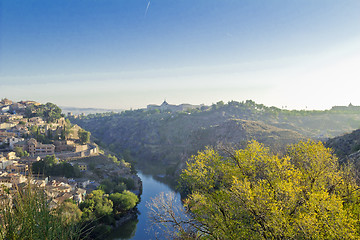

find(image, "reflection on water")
[107,172,181,240]
[106,219,138,239]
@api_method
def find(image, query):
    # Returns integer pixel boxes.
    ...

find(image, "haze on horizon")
[0,0,359,110]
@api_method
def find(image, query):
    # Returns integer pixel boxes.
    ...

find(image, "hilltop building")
[331,103,360,112]
[19,100,41,107]
[1,98,13,106]
[147,100,202,112]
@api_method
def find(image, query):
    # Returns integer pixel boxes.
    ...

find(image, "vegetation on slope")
[79,189,139,239]
[326,129,360,158]
[72,100,360,175]
[32,155,81,178]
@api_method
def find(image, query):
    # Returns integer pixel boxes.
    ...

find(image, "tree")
[44,155,58,166]
[109,190,138,213]
[99,179,116,194]
[32,155,79,178]
[58,201,83,224]
[14,146,29,158]
[152,140,360,239]
[78,129,90,144]
[25,102,63,122]
[80,189,113,221]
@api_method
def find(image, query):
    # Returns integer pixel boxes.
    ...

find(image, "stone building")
[27,138,55,156]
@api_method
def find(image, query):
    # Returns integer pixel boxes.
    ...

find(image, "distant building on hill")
[331,103,360,112]
[1,98,13,106]
[19,100,41,107]
[147,100,202,112]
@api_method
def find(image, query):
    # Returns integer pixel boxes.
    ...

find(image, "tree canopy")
[168,140,360,239]
[25,102,63,123]
[32,155,80,178]
[78,129,90,144]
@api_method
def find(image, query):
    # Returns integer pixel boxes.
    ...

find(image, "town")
[0,98,140,209]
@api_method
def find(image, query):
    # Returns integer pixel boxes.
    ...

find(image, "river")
[106,172,182,240]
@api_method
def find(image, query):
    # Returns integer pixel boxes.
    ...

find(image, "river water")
[106,172,182,240]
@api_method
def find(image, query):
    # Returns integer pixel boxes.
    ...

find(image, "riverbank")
[107,172,183,240]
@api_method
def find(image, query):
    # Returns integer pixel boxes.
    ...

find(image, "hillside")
[191,119,304,151]
[325,129,360,165]
[70,100,360,176]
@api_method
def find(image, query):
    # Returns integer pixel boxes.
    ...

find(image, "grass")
[0,181,82,240]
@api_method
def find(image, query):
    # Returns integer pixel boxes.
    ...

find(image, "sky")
[0,0,360,110]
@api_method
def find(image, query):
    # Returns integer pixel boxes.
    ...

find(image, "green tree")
[14,147,29,158]
[44,102,63,122]
[152,140,360,239]
[99,179,116,194]
[80,189,113,220]
[107,154,120,165]
[25,102,63,122]
[58,201,83,224]
[114,182,127,193]
[109,191,138,213]
[32,156,79,178]
[116,177,135,190]
[78,129,90,144]
[44,155,58,166]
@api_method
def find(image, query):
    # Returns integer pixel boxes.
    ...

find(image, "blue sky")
[1,0,360,109]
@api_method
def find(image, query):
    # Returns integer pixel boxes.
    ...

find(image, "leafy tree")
[99,177,135,194]
[44,102,63,122]
[114,182,127,193]
[78,129,90,144]
[14,146,29,158]
[44,155,58,166]
[32,160,46,175]
[99,179,116,194]
[78,188,138,238]
[107,154,119,165]
[109,190,138,213]
[152,140,360,239]
[25,102,63,122]
[116,176,135,190]
[58,201,83,224]
[32,155,80,178]
[80,189,113,221]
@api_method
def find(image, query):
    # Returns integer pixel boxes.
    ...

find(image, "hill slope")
[326,129,360,161]
[73,100,360,173]
[71,101,360,175]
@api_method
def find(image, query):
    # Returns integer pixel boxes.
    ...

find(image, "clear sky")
[0,0,359,110]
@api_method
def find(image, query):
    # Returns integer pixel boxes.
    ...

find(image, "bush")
[109,190,138,212]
